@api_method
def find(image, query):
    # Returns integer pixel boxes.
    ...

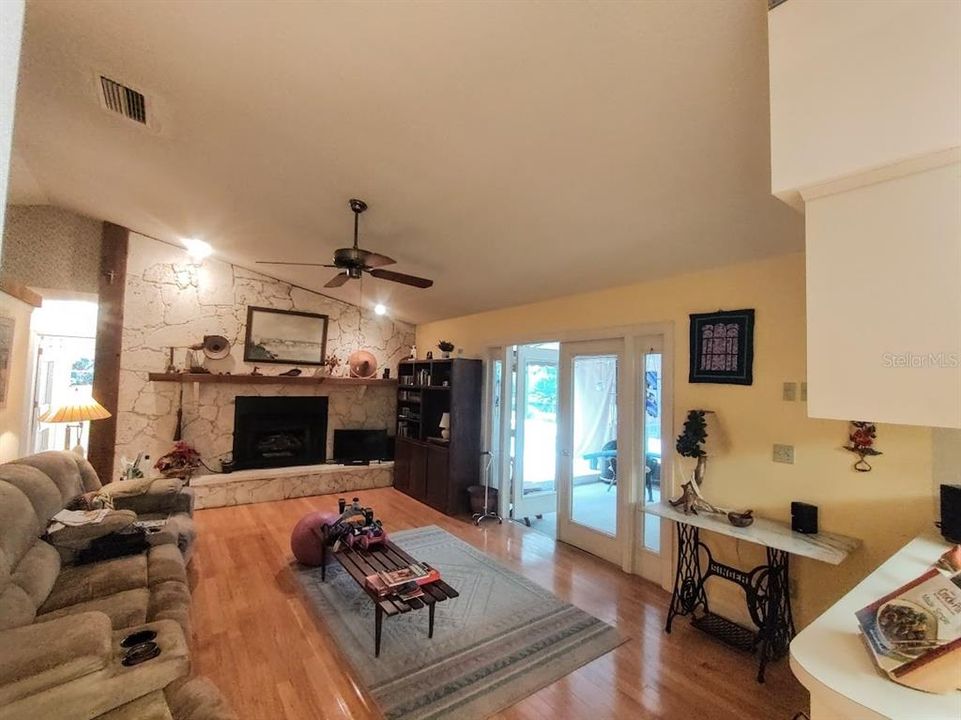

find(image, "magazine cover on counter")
[855,546,961,694]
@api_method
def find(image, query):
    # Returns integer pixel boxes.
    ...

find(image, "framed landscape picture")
[689,308,755,385]
[244,306,328,365]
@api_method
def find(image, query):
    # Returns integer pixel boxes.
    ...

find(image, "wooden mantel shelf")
[147,372,397,387]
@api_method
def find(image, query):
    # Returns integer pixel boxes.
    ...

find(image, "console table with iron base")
[644,501,859,683]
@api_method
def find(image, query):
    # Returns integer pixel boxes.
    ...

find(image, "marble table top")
[643,501,861,565]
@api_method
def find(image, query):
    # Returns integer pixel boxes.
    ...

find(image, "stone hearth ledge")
[190,462,393,509]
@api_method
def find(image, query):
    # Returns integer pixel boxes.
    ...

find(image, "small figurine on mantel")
[323,354,342,377]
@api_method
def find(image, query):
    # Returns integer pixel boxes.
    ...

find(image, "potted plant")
[154,441,202,481]
[437,340,455,359]
[676,409,709,485]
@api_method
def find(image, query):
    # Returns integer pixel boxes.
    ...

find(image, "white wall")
[0,290,33,461]
[768,0,961,197]
[0,0,25,246]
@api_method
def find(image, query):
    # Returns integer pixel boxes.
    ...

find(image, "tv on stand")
[333,429,391,465]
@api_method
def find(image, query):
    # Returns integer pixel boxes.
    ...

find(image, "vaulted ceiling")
[8,0,801,323]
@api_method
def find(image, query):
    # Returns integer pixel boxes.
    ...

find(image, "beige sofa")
[0,452,233,720]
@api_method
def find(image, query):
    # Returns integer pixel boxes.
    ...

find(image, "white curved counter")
[790,534,961,719]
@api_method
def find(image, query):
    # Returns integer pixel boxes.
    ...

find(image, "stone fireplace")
[232,396,328,470]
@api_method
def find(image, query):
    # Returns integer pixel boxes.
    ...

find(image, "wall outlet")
[773,444,795,464]
[782,382,797,401]
[800,382,808,402]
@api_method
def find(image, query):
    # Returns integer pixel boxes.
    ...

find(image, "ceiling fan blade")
[256,261,338,268]
[361,251,396,268]
[369,268,434,289]
[325,272,351,288]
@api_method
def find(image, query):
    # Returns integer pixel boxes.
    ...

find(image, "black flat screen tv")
[333,429,390,463]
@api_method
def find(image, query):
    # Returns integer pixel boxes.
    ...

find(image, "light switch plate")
[782,382,797,401]
[773,444,795,464]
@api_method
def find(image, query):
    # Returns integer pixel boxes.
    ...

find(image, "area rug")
[294,525,625,720]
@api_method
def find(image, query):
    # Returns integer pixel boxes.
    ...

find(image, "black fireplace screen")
[232,396,328,470]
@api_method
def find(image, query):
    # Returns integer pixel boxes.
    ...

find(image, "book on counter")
[855,545,961,694]
[364,562,440,598]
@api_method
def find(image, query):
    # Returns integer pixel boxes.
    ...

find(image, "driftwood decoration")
[669,482,755,527]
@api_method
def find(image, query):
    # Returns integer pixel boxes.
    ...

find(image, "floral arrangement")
[154,441,202,480]
[844,421,882,472]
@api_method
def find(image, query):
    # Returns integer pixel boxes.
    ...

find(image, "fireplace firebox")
[232,396,328,470]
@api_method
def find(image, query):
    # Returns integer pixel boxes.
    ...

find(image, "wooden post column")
[88,222,128,482]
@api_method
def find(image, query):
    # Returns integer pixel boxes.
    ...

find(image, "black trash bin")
[467,485,498,514]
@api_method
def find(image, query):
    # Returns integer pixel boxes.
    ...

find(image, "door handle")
[560,450,571,457]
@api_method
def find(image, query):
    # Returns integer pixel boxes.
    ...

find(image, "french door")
[556,338,624,565]
[511,343,559,520]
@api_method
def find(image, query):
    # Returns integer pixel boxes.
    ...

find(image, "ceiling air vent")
[99,76,147,124]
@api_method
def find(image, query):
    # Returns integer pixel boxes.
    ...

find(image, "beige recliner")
[0,452,233,720]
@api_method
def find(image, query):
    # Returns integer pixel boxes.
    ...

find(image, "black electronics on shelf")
[393,358,482,515]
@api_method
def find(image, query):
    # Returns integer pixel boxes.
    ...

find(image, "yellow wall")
[0,290,33,461]
[416,253,935,627]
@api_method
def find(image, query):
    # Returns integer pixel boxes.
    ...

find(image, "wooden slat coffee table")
[313,527,459,657]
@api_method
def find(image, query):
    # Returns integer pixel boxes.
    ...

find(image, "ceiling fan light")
[182,238,212,260]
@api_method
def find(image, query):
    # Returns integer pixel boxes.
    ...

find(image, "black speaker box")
[940,484,961,544]
[791,501,818,535]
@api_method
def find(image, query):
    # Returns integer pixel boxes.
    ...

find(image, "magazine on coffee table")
[855,545,961,694]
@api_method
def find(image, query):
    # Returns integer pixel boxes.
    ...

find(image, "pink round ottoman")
[290,511,338,566]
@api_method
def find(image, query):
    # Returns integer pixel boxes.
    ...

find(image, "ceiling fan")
[256,199,433,289]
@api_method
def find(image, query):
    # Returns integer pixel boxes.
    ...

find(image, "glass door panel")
[642,350,663,552]
[570,354,618,536]
[557,338,624,565]
[511,343,558,521]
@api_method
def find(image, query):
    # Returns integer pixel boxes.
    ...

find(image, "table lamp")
[38,393,112,455]
[438,412,450,440]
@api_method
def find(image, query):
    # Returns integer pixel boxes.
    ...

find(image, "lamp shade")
[438,412,450,430]
[38,396,112,423]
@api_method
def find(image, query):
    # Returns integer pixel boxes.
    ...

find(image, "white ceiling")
[8,0,802,324]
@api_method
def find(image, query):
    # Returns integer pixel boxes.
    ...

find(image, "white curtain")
[572,356,617,476]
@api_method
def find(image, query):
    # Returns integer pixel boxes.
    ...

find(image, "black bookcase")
[393,358,482,515]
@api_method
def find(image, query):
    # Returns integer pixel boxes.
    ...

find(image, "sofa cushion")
[147,543,188,587]
[38,587,151,630]
[0,483,41,578]
[10,451,102,502]
[0,611,111,705]
[165,677,238,720]
[0,585,35,631]
[0,463,63,527]
[37,544,189,635]
[96,691,174,720]
[46,510,137,551]
[10,542,60,609]
[41,554,148,613]
[148,581,191,635]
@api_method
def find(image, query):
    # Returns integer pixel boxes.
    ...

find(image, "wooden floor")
[189,488,808,719]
